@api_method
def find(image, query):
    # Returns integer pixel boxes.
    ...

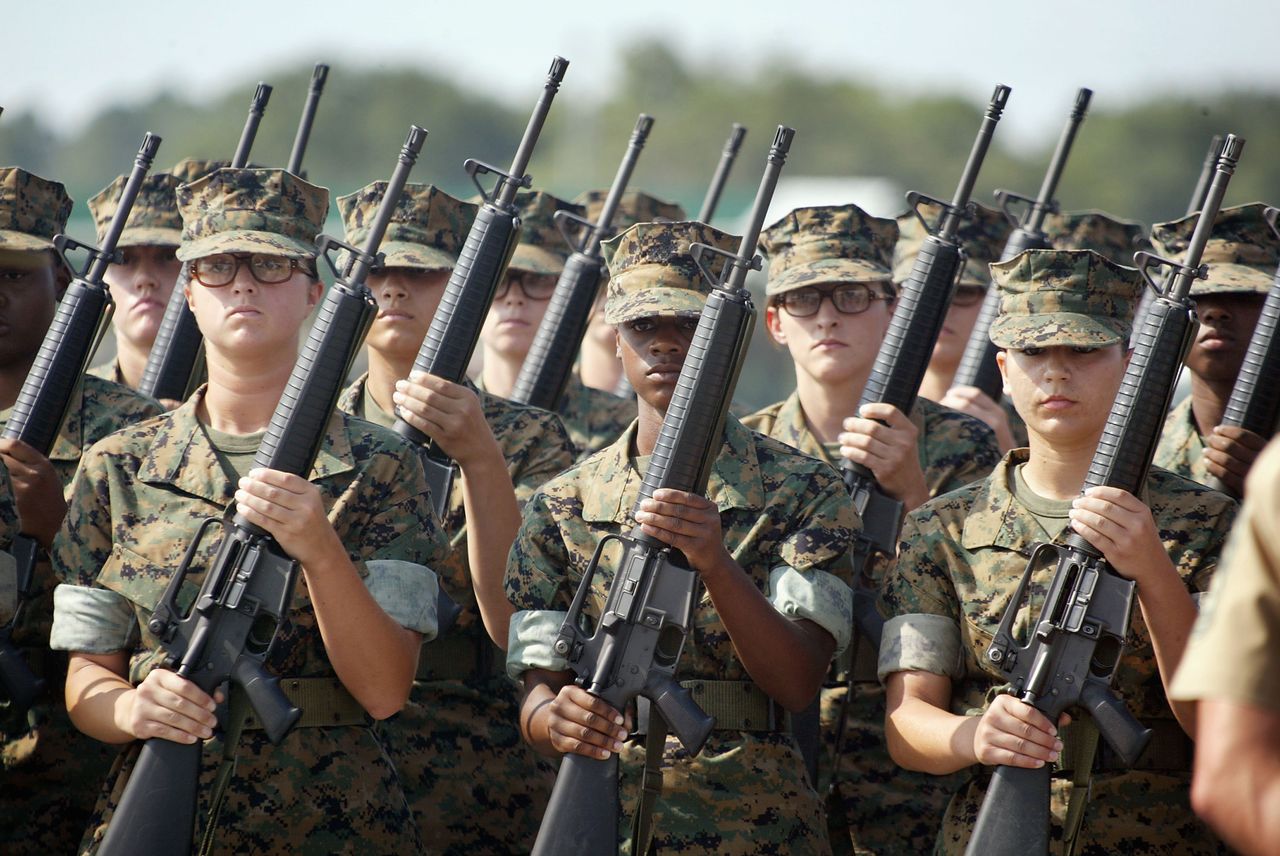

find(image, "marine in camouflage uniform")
[1149,203,1278,492]
[49,167,448,855]
[334,181,575,853]
[0,167,163,855]
[744,203,1000,854]
[879,248,1235,855]
[477,190,636,455]
[507,220,858,855]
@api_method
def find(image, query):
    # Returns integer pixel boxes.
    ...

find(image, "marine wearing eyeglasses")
[741,203,1002,856]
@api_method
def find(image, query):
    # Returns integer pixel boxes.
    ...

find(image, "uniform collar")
[138,386,354,504]
[580,414,764,524]
[960,449,1044,553]
[770,391,831,463]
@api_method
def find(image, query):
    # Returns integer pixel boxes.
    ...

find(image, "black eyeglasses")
[494,272,558,301]
[778,283,888,318]
[189,253,312,287]
[951,284,988,308]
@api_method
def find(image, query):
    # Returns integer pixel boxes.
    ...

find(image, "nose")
[1042,349,1072,381]
[1197,302,1232,324]
[378,274,407,302]
[812,294,842,328]
[230,266,257,293]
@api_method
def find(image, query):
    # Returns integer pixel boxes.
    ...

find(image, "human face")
[479,270,559,360]
[365,267,451,360]
[0,250,61,368]
[764,282,892,387]
[930,283,988,373]
[103,244,182,350]
[1184,293,1267,385]
[617,314,700,415]
[998,343,1128,447]
[185,253,321,363]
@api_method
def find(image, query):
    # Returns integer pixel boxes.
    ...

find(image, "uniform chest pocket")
[98,542,197,620]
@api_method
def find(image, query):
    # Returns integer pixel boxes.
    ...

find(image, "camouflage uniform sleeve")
[511,412,576,506]
[504,489,576,678]
[49,445,137,653]
[878,508,965,682]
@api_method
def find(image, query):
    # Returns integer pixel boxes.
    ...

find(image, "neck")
[116,339,151,390]
[0,354,37,412]
[579,336,623,392]
[366,348,413,415]
[918,363,955,403]
[1021,430,1101,500]
[794,365,870,443]
[199,348,294,434]
[480,343,522,399]
[1188,372,1231,437]
[634,398,665,456]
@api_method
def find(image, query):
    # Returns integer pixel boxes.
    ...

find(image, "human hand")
[0,438,67,548]
[839,402,929,510]
[972,693,1069,768]
[126,668,223,744]
[635,488,731,576]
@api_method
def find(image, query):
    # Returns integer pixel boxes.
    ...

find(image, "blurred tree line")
[4,42,1276,407]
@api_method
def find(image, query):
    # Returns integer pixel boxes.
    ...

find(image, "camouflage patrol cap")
[510,190,583,276]
[762,204,898,298]
[894,199,1012,287]
[601,220,739,324]
[87,172,182,247]
[989,249,1143,349]
[175,168,328,262]
[0,168,73,252]
[1151,202,1278,296]
[168,158,230,186]
[573,189,687,231]
[338,182,477,272]
[1043,209,1149,266]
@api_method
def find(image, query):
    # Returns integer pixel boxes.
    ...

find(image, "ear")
[614,326,622,360]
[52,252,72,299]
[995,349,1009,395]
[307,277,323,307]
[764,304,787,345]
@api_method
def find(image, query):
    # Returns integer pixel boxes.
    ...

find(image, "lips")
[227,305,260,317]
[1039,395,1075,411]
[378,309,413,321]
[646,363,682,380]
[813,338,846,350]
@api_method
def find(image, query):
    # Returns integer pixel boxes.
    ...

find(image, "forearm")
[699,553,832,710]
[65,654,138,744]
[302,531,421,719]
[458,447,521,648]
[1134,560,1200,732]
[1192,700,1280,856]
[884,674,977,774]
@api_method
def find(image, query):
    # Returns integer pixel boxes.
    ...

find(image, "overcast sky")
[5,0,1278,147]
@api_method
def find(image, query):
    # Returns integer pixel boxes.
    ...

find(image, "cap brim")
[379,241,457,272]
[767,258,892,296]
[1189,262,1274,296]
[177,230,316,261]
[0,230,56,251]
[116,226,182,248]
[604,286,706,324]
[510,244,567,275]
[989,313,1127,349]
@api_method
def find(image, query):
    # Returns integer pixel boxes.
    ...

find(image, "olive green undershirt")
[1011,462,1073,541]
[358,389,397,430]
[201,423,267,483]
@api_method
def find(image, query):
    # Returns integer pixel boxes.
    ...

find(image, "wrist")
[455,430,504,472]
[696,549,738,588]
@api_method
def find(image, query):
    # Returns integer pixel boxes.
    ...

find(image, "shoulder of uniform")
[341,411,417,461]
[80,374,164,418]
[739,400,784,432]
[1147,465,1238,517]
[917,396,997,440]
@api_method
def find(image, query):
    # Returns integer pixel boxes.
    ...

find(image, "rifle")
[845,84,1011,646]
[509,113,654,412]
[1205,205,1280,497]
[98,127,427,856]
[138,82,272,403]
[286,63,329,177]
[392,56,569,520]
[966,134,1246,856]
[530,125,795,856]
[0,133,162,715]
[952,87,1091,402]
[698,123,747,224]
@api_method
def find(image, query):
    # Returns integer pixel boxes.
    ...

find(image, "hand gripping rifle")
[286,63,329,177]
[98,127,427,856]
[1205,204,1280,497]
[697,123,747,224]
[952,87,1091,402]
[510,113,654,412]
[138,83,272,403]
[530,126,795,856]
[845,85,1011,646]
[0,133,161,715]
[966,134,1245,856]
[392,57,568,520]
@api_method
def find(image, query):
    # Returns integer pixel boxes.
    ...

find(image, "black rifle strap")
[630,710,668,856]
[199,686,251,856]
[1060,718,1100,856]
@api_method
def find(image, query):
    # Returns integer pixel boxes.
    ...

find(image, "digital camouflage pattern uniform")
[879,249,1235,855]
[750,203,1001,855]
[85,169,184,386]
[335,180,577,854]
[1149,203,1279,486]
[0,167,164,855]
[507,220,859,855]
[507,190,636,455]
[49,168,449,855]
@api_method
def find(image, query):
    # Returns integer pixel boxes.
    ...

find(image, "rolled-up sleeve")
[878,613,964,682]
[51,584,137,653]
[768,565,854,654]
[363,559,440,639]
[506,609,570,679]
